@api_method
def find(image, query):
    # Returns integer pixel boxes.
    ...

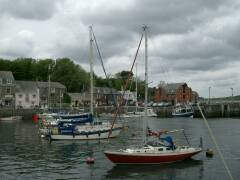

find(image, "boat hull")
[50,127,122,140]
[172,112,194,117]
[0,116,22,121]
[104,149,202,164]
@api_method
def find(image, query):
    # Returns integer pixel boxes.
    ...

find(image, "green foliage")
[63,93,71,103]
[51,58,89,92]
[0,58,152,101]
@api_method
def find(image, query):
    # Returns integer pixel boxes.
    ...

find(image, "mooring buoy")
[86,157,95,164]
[206,148,214,157]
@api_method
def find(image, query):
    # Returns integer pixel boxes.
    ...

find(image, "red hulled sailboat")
[105,139,202,164]
[104,26,202,164]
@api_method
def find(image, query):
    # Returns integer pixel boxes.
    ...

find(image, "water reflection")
[105,159,203,180]
[0,117,239,179]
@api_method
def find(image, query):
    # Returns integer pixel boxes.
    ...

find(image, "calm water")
[0,117,240,180]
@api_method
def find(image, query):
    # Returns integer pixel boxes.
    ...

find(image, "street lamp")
[208,86,211,104]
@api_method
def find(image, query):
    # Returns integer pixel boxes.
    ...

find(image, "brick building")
[155,82,196,105]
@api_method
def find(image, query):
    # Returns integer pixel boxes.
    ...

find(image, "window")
[32,94,36,98]
[18,94,22,98]
[183,85,186,93]
[6,87,11,94]
[166,147,171,150]
[7,79,12,84]
[158,148,163,151]
[51,88,55,93]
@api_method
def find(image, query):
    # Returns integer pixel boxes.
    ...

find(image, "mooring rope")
[197,103,234,180]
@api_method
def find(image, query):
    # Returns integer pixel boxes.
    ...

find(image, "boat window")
[166,147,171,150]
[158,148,163,151]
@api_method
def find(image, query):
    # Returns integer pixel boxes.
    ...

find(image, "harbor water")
[0,117,239,180]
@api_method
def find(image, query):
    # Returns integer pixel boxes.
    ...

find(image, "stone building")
[94,87,121,106]
[155,82,195,105]
[37,81,66,108]
[68,93,90,107]
[0,71,15,107]
[69,87,121,107]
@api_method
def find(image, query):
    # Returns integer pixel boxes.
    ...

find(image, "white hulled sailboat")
[48,26,122,140]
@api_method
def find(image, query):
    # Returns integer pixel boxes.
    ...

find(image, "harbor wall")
[1,102,240,119]
[0,108,39,120]
[155,102,240,118]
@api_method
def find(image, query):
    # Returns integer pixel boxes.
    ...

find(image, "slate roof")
[0,71,15,81]
[37,81,66,89]
[15,81,38,93]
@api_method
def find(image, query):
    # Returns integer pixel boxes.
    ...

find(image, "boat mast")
[135,63,138,112]
[48,64,51,110]
[89,26,94,115]
[143,25,148,144]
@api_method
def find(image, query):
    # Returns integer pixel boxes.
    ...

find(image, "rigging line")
[107,32,144,139]
[197,103,234,180]
[182,130,191,146]
[124,78,134,108]
[91,28,121,119]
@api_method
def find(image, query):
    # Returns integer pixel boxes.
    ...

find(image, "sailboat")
[47,26,123,140]
[104,26,202,164]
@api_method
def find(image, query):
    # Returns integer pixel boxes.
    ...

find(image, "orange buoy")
[86,157,95,164]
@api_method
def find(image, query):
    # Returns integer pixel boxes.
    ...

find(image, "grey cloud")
[1,0,240,97]
[0,30,35,58]
[81,0,230,34]
[0,0,59,20]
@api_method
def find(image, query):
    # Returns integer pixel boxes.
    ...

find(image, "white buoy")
[86,157,95,164]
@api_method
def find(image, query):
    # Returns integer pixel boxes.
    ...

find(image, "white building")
[119,90,137,104]
[15,81,40,109]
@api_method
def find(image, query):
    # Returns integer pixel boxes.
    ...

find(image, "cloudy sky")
[1,0,240,98]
